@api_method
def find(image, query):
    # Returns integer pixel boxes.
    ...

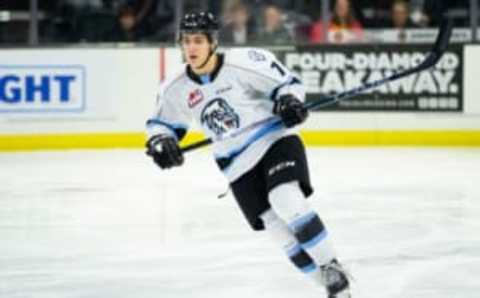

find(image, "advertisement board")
[0,65,86,113]
[0,48,159,120]
[279,45,463,112]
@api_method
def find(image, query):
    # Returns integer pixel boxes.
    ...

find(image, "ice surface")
[1,148,479,298]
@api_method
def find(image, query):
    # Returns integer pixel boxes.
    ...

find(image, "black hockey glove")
[146,135,184,169]
[273,94,309,128]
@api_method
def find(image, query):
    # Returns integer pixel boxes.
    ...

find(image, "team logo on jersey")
[188,89,204,108]
[200,98,240,136]
[248,50,266,62]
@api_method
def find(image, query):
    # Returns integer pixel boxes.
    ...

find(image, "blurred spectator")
[310,0,363,44]
[355,0,391,27]
[256,4,293,44]
[103,1,155,34]
[129,0,154,32]
[388,0,416,29]
[104,5,145,41]
[409,0,431,27]
[147,0,175,42]
[412,0,470,27]
[356,0,468,28]
[284,11,313,44]
[221,0,241,23]
[220,1,256,44]
[115,0,155,35]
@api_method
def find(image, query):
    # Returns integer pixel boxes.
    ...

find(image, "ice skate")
[320,259,351,298]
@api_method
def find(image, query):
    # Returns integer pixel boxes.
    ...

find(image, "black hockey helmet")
[178,12,219,43]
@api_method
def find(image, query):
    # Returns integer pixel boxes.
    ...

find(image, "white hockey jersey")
[146,48,306,182]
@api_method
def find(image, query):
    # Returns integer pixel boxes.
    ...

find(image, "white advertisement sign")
[0,65,86,113]
[0,48,159,120]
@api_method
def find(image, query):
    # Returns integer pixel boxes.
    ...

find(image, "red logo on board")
[188,89,204,108]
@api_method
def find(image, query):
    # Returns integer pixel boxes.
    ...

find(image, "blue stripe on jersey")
[269,76,301,101]
[146,119,188,139]
[215,119,283,172]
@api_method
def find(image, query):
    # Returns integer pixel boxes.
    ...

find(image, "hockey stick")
[181,18,453,153]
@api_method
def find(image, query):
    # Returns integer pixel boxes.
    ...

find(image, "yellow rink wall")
[1,130,480,152]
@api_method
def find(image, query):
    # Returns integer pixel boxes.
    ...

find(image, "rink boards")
[0,45,480,150]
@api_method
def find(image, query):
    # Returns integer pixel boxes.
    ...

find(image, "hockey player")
[146,12,351,298]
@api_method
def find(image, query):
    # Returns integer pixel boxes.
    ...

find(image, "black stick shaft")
[181,138,212,153]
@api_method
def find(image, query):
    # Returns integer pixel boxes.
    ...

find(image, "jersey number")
[271,61,286,77]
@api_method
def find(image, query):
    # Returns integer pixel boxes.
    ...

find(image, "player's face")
[181,34,211,68]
